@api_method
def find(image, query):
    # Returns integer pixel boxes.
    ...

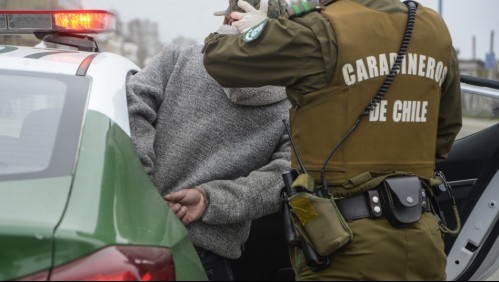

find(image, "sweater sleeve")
[199,130,291,225]
[126,45,181,176]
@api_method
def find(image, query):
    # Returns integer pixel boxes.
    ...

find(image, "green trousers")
[291,213,447,281]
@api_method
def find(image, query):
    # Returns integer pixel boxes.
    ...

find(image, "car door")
[437,75,499,281]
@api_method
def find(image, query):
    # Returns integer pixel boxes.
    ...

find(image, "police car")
[0,10,207,281]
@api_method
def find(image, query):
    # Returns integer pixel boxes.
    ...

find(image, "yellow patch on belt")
[289,196,319,225]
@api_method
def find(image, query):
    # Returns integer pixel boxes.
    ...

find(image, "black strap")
[319,1,418,194]
[336,186,431,221]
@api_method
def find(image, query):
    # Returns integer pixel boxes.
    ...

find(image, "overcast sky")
[82,0,498,60]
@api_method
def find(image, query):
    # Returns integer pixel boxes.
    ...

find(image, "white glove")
[231,0,269,33]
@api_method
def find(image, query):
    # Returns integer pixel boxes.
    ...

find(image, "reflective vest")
[290,0,453,185]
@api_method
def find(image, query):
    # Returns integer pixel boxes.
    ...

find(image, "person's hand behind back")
[164,188,208,225]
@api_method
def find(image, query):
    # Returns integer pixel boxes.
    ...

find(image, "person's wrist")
[193,187,209,207]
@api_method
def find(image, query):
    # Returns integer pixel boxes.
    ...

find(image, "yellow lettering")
[379,54,390,76]
[393,100,403,122]
[418,55,427,77]
[435,62,444,83]
[421,101,428,122]
[402,101,412,122]
[426,57,436,79]
[356,59,369,82]
[369,100,388,122]
[408,53,418,75]
[342,63,356,85]
[342,53,448,88]
[415,101,421,122]
[401,53,407,74]
[366,56,379,78]
[411,100,417,122]
[392,100,429,122]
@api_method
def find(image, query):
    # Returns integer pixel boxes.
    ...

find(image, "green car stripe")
[24,51,78,59]
[0,46,17,54]
[53,111,206,281]
[0,177,72,281]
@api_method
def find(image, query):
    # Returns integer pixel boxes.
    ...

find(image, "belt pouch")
[289,192,353,256]
[382,176,423,228]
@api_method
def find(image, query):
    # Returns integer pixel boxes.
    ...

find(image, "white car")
[1,8,498,282]
[0,10,207,281]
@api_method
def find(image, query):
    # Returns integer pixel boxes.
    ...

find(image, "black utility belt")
[335,176,431,228]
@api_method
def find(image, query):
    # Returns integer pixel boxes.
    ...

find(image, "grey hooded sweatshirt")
[126,44,291,259]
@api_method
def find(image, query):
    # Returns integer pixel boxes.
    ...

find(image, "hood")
[222,86,288,106]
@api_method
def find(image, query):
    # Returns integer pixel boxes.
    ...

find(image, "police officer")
[202,0,462,280]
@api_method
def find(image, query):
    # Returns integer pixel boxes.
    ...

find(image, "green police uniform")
[203,0,461,280]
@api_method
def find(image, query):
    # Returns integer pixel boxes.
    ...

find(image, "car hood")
[0,176,72,281]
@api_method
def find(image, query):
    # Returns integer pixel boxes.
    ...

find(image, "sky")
[81,0,499,61]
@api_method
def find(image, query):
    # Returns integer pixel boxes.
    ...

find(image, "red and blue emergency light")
[0,10,116,34]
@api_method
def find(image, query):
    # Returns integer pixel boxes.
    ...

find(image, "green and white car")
[0,10,207,281]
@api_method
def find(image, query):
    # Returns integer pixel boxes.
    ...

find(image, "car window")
[0,75,65,174]
[458,78,499,139]
[0,71,89,181]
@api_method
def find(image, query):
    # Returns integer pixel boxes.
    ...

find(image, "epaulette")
[286,1,322,19]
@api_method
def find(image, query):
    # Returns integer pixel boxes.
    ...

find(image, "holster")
[289,192,353,256]
[381,176,424,228]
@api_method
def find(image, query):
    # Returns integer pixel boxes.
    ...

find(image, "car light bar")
[0,10,116,34]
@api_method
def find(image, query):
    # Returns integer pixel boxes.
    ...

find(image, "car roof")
[0,43,140,136]
[0,45,94,75]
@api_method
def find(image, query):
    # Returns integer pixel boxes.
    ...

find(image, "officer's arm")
[435,48,462,162]
[203,16,328,89]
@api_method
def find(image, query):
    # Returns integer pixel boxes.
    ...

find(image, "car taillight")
[18,246,175,281]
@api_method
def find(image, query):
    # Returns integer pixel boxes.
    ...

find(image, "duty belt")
[335,188,431,221]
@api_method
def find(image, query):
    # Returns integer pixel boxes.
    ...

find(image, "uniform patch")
[243,18,269,43]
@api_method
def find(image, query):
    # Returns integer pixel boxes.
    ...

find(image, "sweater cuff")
[193,186,210,207]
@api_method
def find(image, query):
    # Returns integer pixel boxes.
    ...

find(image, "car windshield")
[0,71,89,181]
